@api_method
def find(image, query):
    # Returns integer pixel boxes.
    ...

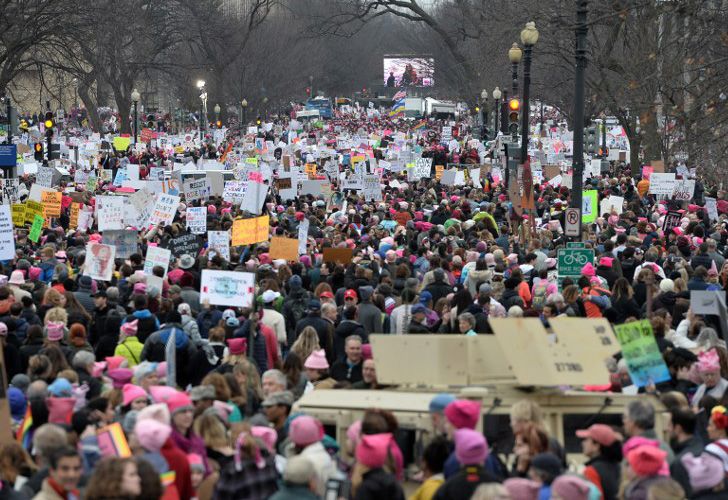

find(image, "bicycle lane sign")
[557,248,594,288]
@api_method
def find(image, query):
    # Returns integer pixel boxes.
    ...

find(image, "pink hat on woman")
[444,400,481,430]
[121,320,138,336]
[122,384,148,407]
[355,433,393,469]
[697,349,721,373]
[166,391,193,415]
[134,418,172,452]
[304,349,329,370]
[251,426,278,453]
[290,416,324,447]
[46,322,64,342]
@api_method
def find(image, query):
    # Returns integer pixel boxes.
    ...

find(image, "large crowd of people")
[0,110,726,500]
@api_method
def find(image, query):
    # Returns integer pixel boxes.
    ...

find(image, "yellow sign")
[25,200,43,224]
[231,215,269,247]
[69,203,80,228]
[113,136,131,151]
[351,155,365,164]
[304,163,317,178]
[269,237,299,261]
[435,165,444,180]
[245,157,258,167]
[11,204,25,227]
[41,191,62,218]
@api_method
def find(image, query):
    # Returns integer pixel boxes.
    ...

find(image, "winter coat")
[114,336,144,367]
[333,320,367,362]
[355,468,404,500]
[180,314,202,347]
[357,301,383,336]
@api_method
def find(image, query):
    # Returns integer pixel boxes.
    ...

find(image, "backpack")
[531,282,549,311]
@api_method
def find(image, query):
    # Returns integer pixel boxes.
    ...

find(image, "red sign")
[140,128,155,143]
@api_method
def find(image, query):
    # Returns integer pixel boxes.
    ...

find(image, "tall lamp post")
[492,87,502,139]
[480,89,488,139]
[508,43,522,98]
[571,0,589,230]
[196,80,207,141]
[520,21,539,162]
[131,88,140,144]
[214,103,221,128]
[241,99,248,126]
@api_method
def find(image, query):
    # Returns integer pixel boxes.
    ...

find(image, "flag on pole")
[392,89,407,102]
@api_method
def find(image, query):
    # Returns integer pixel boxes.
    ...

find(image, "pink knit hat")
[454,428,489,465]
[304,349,329,370]
[46,322,64,342]
[207,204,217,214]
[251,426,278,453]
[149,385,178,404]
[581,262,596,277]
[187,453,204,472]
[121,320,138,336]
[622,437,669,476]
[134,418,172,452]
[290,416,324,447]
[105,356,127,371]
[136,403,171,425]
[444,400,481,430]
[355,433,393,469]
[122,384,148,407]
[551,475,591,500]
[28,267,42,280]
[166,391,193,415]
[627,445,667,477]
[504,478,540,499]
[697,349,721,373]
[92,362,107,378]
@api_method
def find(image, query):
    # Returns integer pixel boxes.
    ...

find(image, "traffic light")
[216,120,222,128]
[585,126,597,155]
[508,98,520,135]
[34,142,43,161]
[44,111,54,131]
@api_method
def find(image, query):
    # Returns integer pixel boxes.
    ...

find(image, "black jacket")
[424,281,454,305]
[585,456,620,500]
[434,465,501,500]
[333,320,366,362]
[354,468,404,500]
[295,314,334,361]
[330,358,363,384]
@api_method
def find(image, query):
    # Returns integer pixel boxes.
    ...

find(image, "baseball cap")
[261,391,294,408]
[575,424,618,447]
[344,289,357,300]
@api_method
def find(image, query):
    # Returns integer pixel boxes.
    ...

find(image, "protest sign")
[165,330,176,388]
[143,246,171,276]
[186,207,207,234]
[148,194,180,227]
[36,167,54,188]
[0,206,15,260]
[361,175,382,201]
[297,218,309,256]
[69,203,79,229]
[113,136,131,152]
[613,320,670,387]
[691,290,726,315]
[96,196,125,231]
[641,166,653,180]
[705,197,719,222]
[200,270,255,308]
[407,157,432,181]
[269,237,299,261]
[41,191,62,218]
[11,204,25,227]
[102,230,137,259]
[223,181,247,204]
[662,211,682,232]
[168,233,202,258]
[582,190,598,224]
[599,196,624,216]
[323,247,353,264]
[183,178,210,203]
[299,180,327,196]
[240,181,268,214]
[207,231,230,261]
[672,179,695,201]
[0,178,19,204]
[127,189,153,228]
[29,215,44,242]
[231,216,269,246]
[648,173,676,195]
[96,423,132,458]
[84,243,116,281]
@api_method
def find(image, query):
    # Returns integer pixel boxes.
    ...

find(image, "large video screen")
[384,57,435,87]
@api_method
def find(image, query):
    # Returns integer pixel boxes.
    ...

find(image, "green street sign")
[557,248,594,279]
[567,242,586,249]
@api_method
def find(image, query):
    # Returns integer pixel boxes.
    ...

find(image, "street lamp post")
[492,87,502,139]
[241,99,248,126]
[262,96,269,120]
[480,89,488,139]
[131,88,140,144]
[508,43,522,98]
[571,0,589,232]
[520,21,539,162]
[196,80,206,141]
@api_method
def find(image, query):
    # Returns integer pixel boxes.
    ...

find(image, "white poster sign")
[200,270,255,308]
[599,196,624,216]
[649,173,676,195]
[143,246,171,276]
[96,195,125,231]
[148,193,180,227]
[207,231,230,261]
[183,178,211,203]
[186,207,207,234]
[84,243,116,281]
[672,179,695,201]
[0,205,15,260]
[297,219,309,256]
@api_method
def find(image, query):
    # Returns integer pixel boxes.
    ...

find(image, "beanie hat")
[681,452,725,493]
[429,393,456,414]
[48,378,73,397]
[290,415,324,447]
[444,399,480,430]
[304,349,329,370]
[166,391,193,415]
[627,445,667,477]
[121,320,138,336]
[581,262,596,277]
[47,397,76,425]
[530,452,563,478]
[187,453,204,472]
[551,475,591,500]
[46,321,65,342]
[134,418,172,452]
[659,279,674,293]
[355,433,393,469]
[122,384,148,407]
[697,349,721,373]
[226,337,247,356]
[8,387,26,421]
[108,368,134,389]
[454,428,489,465]
[251,426,278,453]
[136,403,171,426]
[503,478,540,499]
[105,355,127,371]
[28,267,41,280]
[134,361,158,383]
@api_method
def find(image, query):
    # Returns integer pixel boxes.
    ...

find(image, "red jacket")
[160,438,194,500]
[261,323,280,369]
